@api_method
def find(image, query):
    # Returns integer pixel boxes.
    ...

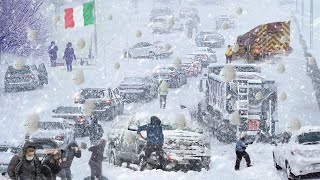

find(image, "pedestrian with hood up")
[235,134,251,170]
[137,116,165,171]
[63,42,76,72]
[88,139,106,180]
[48,41,58,67]
[41,149,62,180]
[158,80,169,109]
[7,141,44,180]
[59,142,81,180]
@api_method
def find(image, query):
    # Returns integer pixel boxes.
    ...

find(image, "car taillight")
[104,98,112,105]
[76,117,85,124]
[55,135,64,141]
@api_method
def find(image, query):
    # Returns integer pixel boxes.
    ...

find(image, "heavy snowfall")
[1,0,320,179]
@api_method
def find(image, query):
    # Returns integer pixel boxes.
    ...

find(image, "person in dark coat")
[185,17,198,39]
[48,41,58,67]
[59,142,81,180]
[88,139,106,180]
[235,135,251,170]
[137,116,165,171]
[41,149,62,180]
[63,42,76,72]
[89,117,104,146]
[7,141,44,180]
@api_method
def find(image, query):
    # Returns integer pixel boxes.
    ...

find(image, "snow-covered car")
[195,31,225,48]
[152,66,187,88]
[51,105,89,137]
[0,141,21,177]
[73,88,124,120]
[179,8,200,24]
[215,15,236,30]
[106,115,211,171]
[151,16,184,34]
[180,62,199,77]
[273,126,320,179]
[22,139,58,161]
[4,64,48,93]
[118,76,159,103]
[25,119,75,148]
[123,42,173,59]
[150,8,174,22]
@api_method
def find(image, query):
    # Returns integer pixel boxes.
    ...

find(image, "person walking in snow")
[158,80,169,109]
[63,42,76,72]
[89,117,104,146]
[59,142,81,180]
[235,134,251,170]
[41,149,62,180]
[185,17,197,39]
[225,45,233,64]
[7,141,44,180]
[88,139,106,180]
[48,41,58,67]
[137,116,165,171]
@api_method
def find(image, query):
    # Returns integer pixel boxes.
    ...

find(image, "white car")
[151,16,184,34]
[26,119,75,148]
[0,141,21,177]
[273,126,320,179]
[123,42,173,59]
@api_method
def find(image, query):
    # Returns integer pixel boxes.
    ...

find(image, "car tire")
[139,155,146,171]
[286,162,297,180]
[124,52,131,59]
[109,150,122,167]
[273,154,282,170]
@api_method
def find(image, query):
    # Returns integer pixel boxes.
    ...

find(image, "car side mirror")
[52,109,56,113]
[128,125,138,131]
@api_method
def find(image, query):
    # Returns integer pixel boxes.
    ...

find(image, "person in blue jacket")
[137,116,165,171]
[63,42,76,72]
[235,135,251,170]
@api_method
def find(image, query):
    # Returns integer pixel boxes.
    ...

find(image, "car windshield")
[39,122,64,130]
[298,132,320,144]
[203,35,220,41]
[6,66,32,75]
[123,77,144,83]
[55,107,81,114]
[32,141,58,150]
[80,89,105,99]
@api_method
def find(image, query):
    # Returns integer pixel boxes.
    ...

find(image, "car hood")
[0,152,15,164]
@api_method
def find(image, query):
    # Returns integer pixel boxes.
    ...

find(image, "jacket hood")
[150,116,161,126]
[67,142,78,149]
[23,141,36,155]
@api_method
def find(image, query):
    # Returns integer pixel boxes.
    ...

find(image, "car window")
[56,107,82,114]
[6,66,31,75]
[32,141,58,149]
[39,122,64,130]
[298,132,320,144]
[80,89,105,99]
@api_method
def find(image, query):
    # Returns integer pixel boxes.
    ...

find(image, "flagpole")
[93,0,98,58]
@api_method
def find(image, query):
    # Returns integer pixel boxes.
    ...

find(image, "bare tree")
[0,0,51,57]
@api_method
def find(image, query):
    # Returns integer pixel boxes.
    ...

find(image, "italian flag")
[64,1,94,29]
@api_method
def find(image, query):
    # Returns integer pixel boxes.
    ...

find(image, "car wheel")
[286,162,296,180]
[124,52,131,58]
[139,155,146,171]
[38,81,44,89]
[149,51,156,60]
[273,154,282,170]
[109,150,122,167]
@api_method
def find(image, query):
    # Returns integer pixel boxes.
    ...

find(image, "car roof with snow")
[209,72,266,82]
[296,126,320,134]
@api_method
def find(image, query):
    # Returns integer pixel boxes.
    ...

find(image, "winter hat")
[150,116,161,125]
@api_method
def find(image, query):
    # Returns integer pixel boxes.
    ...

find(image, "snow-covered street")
[1,0,320,179]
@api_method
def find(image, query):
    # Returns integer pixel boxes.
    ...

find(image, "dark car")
[51,105,90,137]
[73,88,124,120]
[152,66,187,88]
[118,76,159,103]
[4,64,48,93]
[195,31,225,48]
[150,8,174,22]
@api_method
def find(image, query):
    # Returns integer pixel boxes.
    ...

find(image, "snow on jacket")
[158,81,169,96]
[63,47,76,62]
[235,139,247,152]
[48,45,58,60]
[225,47,233,56]
[7,141,43,180]
[88,139,106,165]
[137,116,164,146]
[61,142,81,170]
[41,154,62,180]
